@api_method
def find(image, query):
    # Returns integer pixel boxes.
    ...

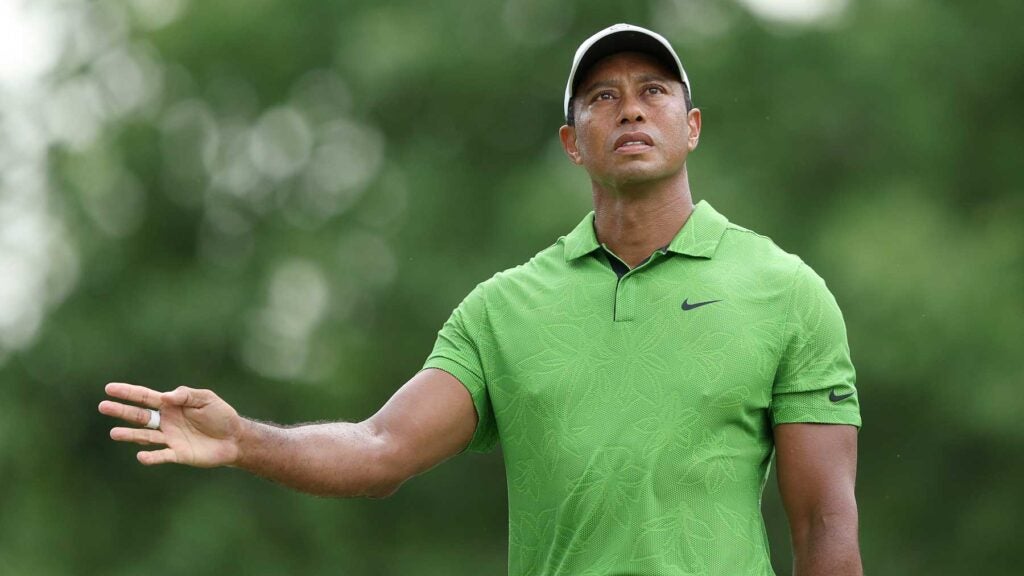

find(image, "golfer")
[100,24,862,575]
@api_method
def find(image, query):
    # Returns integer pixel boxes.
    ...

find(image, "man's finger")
[137,448,178,466]
[98,400,158,427]
[105,382,162,409]
[110,427,166,446]
[161,386,210,409]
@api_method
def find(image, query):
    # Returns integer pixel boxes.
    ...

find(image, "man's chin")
[597,165,674,190]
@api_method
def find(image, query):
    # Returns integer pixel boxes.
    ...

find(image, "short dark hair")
[565,83,693,126]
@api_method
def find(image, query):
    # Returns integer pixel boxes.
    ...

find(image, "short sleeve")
[421,285,499,453]
[771,262,861,428]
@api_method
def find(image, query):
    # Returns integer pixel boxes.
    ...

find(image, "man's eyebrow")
[578,78,620,96]
[635,73,674,85]
[579,73,677,96]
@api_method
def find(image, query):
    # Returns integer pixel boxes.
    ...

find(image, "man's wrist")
[230,417,263,469]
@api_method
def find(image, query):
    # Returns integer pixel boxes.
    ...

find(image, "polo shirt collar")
[665,200,730,259]
[562,211,600,262]
[563,199,729,262]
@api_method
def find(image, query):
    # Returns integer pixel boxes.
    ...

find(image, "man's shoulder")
[476,240,568,295]
[717,220,839,306]
[717,220,805,277]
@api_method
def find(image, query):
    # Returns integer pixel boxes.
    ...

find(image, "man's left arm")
[774,423,863,576]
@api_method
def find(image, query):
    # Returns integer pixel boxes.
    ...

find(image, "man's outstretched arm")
[98,368,477,498]
[774,423,863,576]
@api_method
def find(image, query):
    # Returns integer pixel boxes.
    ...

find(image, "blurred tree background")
[0,0,1021,574]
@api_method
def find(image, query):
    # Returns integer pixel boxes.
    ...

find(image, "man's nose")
[618,93,644,124]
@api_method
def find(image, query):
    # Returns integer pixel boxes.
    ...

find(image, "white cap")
[563,23,691,122]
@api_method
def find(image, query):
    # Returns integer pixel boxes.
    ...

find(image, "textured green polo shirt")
[423,200,860,576]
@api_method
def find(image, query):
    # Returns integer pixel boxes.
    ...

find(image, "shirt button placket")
[614,273,636,322]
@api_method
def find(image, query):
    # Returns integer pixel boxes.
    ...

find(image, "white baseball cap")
[563,23,691,122]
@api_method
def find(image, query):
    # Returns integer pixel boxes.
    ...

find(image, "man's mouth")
[614,132,654,153]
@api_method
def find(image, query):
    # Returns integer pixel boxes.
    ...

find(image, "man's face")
[559,51,701,189]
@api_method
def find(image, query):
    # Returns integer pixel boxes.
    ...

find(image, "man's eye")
[646,86,664,95]
[596,93,614,101]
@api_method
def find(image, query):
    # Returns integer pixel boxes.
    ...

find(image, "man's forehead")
[576,51,680,91]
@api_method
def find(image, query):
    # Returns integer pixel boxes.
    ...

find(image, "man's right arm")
[99,368,478,499]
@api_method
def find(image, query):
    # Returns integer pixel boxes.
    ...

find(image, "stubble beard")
[590,155,685,195]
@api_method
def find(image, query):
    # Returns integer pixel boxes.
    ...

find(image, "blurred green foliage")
[0,0,1021,574]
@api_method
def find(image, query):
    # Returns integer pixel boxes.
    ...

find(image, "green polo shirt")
[423,200,860,576]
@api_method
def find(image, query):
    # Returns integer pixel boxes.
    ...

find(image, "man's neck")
[591,169,695,269]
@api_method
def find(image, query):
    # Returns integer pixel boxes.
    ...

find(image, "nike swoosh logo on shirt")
[829,390,855,403]
[681,298,721,311]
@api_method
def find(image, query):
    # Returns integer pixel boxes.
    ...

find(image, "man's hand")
[99,383,244,467]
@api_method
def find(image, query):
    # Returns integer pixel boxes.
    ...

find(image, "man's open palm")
[99,383,244,467]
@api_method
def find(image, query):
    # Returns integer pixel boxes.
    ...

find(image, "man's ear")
[686,108,701,152]
[559,124,583,165]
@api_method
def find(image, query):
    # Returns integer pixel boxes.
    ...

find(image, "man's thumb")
[163,386,200,407]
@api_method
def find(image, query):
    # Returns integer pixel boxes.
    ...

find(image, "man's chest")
[480,261,789,452]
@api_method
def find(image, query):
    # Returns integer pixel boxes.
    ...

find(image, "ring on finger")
[145,409,161,430]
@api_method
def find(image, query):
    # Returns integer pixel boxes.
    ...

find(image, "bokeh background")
[1,0,1021,574]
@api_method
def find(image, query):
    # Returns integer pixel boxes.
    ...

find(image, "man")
[100,24,862,575]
